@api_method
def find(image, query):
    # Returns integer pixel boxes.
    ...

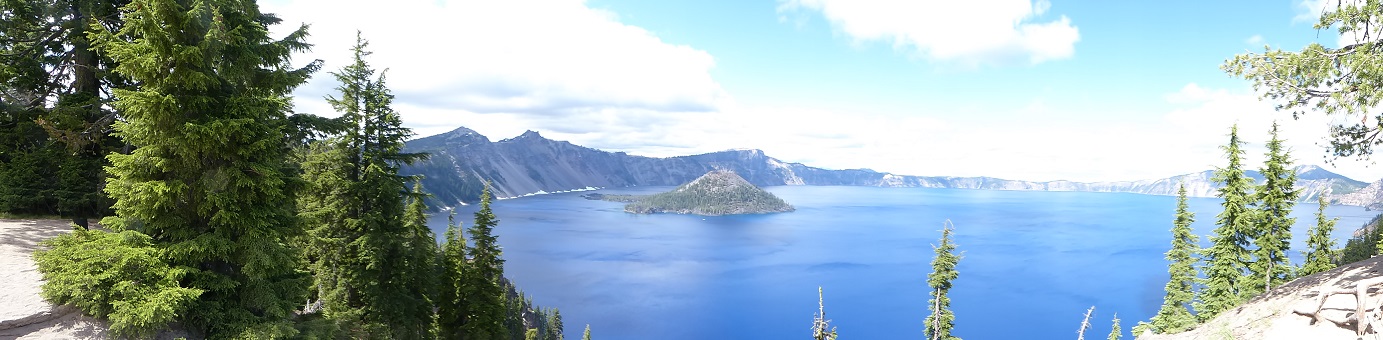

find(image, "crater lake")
[426,185,1376,339]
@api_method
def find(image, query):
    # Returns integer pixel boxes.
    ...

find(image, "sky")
[259,0,1383,183]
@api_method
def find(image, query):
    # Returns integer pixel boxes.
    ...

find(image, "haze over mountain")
[401,126,1372,209]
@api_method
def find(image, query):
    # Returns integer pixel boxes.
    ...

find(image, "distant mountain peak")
[518,130,543,139]
[446,126,480,136]
[1294,164,1321,172]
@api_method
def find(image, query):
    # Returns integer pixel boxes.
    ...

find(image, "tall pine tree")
[92,0,320,336]
[1150,183,1198,333]
[1197,124,1255,322]
[1299,193,1338,276]
[925,220,962,340]
[0,0,127,222]
[1247,121,1299,297]
[462,187,508,339]
[438,210,470,339]
[1108,314,1121,340]
[297,32,432,339]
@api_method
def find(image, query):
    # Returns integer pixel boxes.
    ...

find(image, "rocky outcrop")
[1333,177,1383,210]
[402,126,1372,209]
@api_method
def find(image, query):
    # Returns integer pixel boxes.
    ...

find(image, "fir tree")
[438,210,470,339]
[925,220,962,340]
[549,308,565,340]
[582,324,591,340]
[1108,314,1121,340]
[1246,122,1298,297]
[297,32,432,339]
[1197,124,1255,322]
[89,0,320,336]
[812,287,838,340]
[462,187,508,339]
[1150,183,1198,333]
[401,181,440,337]
[1300,193,1338,276]
[0,0,126,222]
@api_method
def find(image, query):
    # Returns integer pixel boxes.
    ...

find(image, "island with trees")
[585,170,795,216]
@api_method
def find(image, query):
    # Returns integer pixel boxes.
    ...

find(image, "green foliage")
[620,170,793,215]
[925,221,962,340]
[34,228,202,338]
[1197,125,1254,322]
[438,211,469,339]
[87,0,321,336]
[1300,194,1339,276]
[582,324,591,340]
[1150,183,1199,334]
[461,188,508,339]
[545,308,565,340]
[1339,213,1383,264]
[1108,314,1121,340]
[1130,321,1153,339]
[1246,122,1299,297]
[812,287,838,340]
[296,32,433,339]
[1224,0,1383,158]
[0,0,125,222]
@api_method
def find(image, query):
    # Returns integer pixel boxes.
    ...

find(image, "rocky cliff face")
[401,126,1372,208]
[1334,177,1383,210]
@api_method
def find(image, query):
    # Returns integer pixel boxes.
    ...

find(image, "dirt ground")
[0,219,108,340]
[1140,256,1383,340]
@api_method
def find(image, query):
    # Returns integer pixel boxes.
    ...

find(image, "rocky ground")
[0,219,108,340]
[1140,256,1383,340]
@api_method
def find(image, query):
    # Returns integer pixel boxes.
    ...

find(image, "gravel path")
[0,219,108,340]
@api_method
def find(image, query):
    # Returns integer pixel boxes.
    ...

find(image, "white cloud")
[257,0,1383,184]
[261,0,727,130]
[1294,0,1328,23]
[1245,34,1265,46]
[777,0,1080,66]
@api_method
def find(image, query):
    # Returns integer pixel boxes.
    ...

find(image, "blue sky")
[262,0,1382,182]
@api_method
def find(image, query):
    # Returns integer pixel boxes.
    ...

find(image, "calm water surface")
[426,186,1377,339]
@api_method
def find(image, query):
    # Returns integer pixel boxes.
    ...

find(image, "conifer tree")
[462,187,508,339]
[812,287,838,340]
[438,211,470,339]
[1300,193,1338,276]
[0,0,127,222]
[296,33,432,338]
[549,308,565,340]
[1247,122,1299,297]
[85,0,321,336]
[582,324,591,340]
[1150,183,1198,333]
[1108,314,1121,340]
[1197,125,1255,322]
[402,181,440,336]
[925,220,962,340]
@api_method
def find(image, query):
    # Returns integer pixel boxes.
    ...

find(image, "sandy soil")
[1140,256,1383,340]
[0,219,109,340]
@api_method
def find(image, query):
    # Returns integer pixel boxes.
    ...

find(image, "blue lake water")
[425,186,1378,339]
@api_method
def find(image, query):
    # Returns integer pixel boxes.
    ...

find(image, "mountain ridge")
[400,126,1372,208]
